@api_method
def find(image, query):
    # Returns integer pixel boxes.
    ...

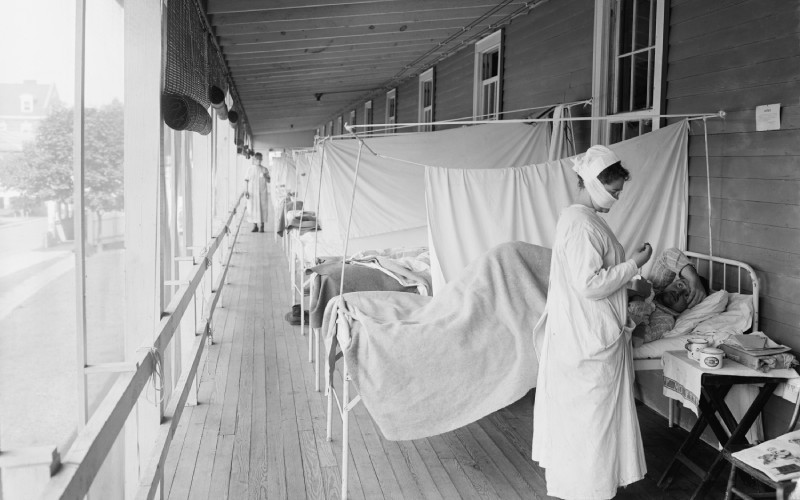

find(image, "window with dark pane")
[482,49,499,79]
[423,80,432,108]
[614,0,656,113]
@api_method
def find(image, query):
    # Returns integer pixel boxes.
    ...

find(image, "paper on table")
[732,429,800,482]
[722,332,792,355]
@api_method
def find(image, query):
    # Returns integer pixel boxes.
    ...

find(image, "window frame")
[20,94,34,113]
[385,89,397,133]
[364,100,373,135]
[473,29,503,121]
[591,0,667,144]
[418,68,434,132]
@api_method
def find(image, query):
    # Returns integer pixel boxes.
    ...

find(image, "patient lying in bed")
[628,247,709,347]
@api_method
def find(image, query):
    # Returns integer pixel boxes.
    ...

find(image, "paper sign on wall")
[756,103,781,131]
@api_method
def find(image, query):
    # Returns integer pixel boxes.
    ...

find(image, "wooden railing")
[38,193,247,499]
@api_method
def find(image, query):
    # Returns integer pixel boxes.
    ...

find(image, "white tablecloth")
[662,350,798,415]
[662,350,798,443]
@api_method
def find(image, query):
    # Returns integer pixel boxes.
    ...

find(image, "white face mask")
[585,176,617,210]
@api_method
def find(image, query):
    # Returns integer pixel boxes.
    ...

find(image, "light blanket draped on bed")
[323,241,551,441]
[426,120,689,293]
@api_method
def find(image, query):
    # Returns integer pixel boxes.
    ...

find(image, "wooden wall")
[396,78,416,126]
[433,47,474,123]
[316,0,799,357]
[503,0,594,150]
[666,0,800,349]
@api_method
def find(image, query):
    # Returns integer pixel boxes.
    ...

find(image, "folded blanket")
[323,241,551,440]
[277,199,303,236]
[308,261,417,328]
[348,254,432,295]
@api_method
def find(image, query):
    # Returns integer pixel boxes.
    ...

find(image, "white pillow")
[692,292,753,336]
[669,290,729,337]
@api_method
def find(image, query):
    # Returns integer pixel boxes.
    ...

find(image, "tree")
[0,102,124,242]
[0,105,73,210]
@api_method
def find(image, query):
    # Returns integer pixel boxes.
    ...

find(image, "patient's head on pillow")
[655,278,693,312]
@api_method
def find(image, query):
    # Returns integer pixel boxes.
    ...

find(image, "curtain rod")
[344,111,726,132]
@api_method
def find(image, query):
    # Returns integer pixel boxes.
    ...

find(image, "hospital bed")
[323,245,763,499]
[632,251,760,426]
[302,246,430,391]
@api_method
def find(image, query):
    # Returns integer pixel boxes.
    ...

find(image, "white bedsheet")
[426,120,689,293]
[633,292,754,360]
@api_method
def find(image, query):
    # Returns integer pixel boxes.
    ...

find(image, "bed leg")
[315,328,320,392]
[341,373,350,500]
[326,370,333,441]
[307,313,314,360]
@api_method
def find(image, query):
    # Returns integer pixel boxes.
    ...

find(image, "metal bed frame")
[325,250,761,499]
[633,251,760,426]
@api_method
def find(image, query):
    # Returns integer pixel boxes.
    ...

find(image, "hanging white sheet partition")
[321,122,551,254]
[425,120,689,292]
[294,149,322,211]
[270,155,298,199]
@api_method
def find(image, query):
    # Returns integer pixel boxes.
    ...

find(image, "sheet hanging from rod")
[320,122,550,253]
[425,120,689,293]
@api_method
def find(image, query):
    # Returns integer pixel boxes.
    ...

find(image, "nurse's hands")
[631,242,653,268]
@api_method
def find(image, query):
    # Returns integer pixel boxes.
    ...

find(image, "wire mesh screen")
[206,33,227,98]
[165,0,209,108]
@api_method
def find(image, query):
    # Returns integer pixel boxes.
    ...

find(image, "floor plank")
[165,228,740,500]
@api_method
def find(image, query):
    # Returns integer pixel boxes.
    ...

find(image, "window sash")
[473,29,502,120]
[591,0,665,144]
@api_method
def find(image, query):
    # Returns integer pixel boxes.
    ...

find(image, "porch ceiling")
[207,0,535,135]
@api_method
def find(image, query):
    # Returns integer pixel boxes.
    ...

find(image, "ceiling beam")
[224,41,435,62]
[207,0,523,16]
[213,10,507,36]
[219,26,480,51]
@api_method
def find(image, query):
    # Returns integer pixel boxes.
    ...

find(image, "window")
[349,109,356,128]
[327,120,333,136]
[336,115,343,135]
[418,68,434,132]
[385,89,397,133]
[364,100,373,135]
[473,30,502,120]
[20,121,34,135]
[592,0,666,144]
[20,94,34,113]
[0,121,7,131]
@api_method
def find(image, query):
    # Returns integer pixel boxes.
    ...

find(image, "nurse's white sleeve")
[563,223,638,300]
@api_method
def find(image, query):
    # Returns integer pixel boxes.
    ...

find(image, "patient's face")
[659,279,689,312]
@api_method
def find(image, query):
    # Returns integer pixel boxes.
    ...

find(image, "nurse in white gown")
[245,152,270,232]
[531,145,653,500]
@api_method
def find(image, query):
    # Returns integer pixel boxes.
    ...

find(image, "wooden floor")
[163,228,736,500]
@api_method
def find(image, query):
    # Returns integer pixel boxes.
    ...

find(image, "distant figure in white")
[245,152,270,232]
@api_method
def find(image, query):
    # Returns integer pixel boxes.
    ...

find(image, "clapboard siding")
[396,78,417,129]
[669,0,793,47]
[688,196,800,231]
[687,177,800,206]
[669,81,800,115]
[502,0,593,146]
[672,0,800,348]
[373,92,387,128]
[679,105,800,135]
[433,46,474,123]
[669,11,798,63]
[668,35,799,82]
[668,57,800,99]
